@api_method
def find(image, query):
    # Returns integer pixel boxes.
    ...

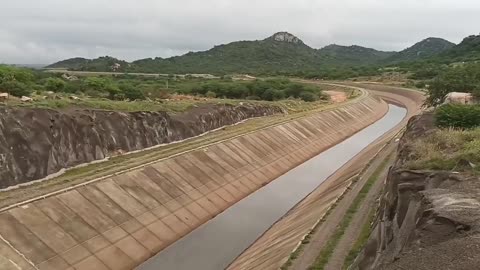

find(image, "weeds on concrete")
[342,208,376,269]
[308,154,393,270]
[280,184,354,270]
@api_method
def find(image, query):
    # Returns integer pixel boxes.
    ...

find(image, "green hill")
[318,44,394,66]
[47,56,130,72]
[47,32,393,75]
[385,37,455,63]
[435,34,480,63]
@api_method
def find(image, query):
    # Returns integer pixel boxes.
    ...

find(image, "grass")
[280,178,357,270]
[404,128,480,173]
[342,208,376,269]
[4,93,332,114]
[307,154,393,270]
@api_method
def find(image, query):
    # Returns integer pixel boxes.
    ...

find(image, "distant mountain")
[47,56,129,72]
[386,37,455,63]
[129,32,320,74]
[318,44,395,66]
[10,64,46,69]
[47,32,393,74]
[436,34,480,63]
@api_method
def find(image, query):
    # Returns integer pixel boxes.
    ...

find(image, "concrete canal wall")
[228,85,425,270]
[0,93,388,270]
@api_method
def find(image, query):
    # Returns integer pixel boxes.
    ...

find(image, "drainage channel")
[137,104,407,270]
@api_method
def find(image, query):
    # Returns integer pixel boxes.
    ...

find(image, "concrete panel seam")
[0,233,40,270]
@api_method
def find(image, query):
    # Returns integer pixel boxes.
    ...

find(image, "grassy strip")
[342,208,376,269]
[280,177,358,270]
[308,153,393,270]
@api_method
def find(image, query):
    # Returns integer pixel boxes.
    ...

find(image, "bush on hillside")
[299,91,318,102]
[44,78,66,92]
[435,104,480,128]
[0,81,32,97]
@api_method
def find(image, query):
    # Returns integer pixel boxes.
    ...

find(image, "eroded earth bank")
[0,103,282,188]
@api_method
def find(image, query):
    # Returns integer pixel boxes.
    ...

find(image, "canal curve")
[137,104,407,270]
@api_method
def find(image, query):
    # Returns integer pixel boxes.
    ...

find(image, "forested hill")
[385,37,455,63]
[47,32,480,75]
[47,32,394,74]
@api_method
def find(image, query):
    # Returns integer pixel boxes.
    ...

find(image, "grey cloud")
[1,0,479,64]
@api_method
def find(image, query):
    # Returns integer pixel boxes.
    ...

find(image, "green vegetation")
[435,104,480,128]
[342,209,376,269]
[0,65,36,97]
[280,176,354,270]
[405,128,480,174]
[47,33,393,78]
[186,78,326,101]
[385,38,455,64]
[0,65,338,113]
[423,63,480,105]
[308,155,392,270]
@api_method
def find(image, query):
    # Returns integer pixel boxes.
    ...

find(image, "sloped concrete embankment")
[0,95,386,270]
[228,85,424,270]
[349,113,480,270]
[0,103,282,188]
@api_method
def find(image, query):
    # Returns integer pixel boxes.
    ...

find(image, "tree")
[105,83,121,100]
[45,78,66,92]
[426,63,480,106]
[120,84,145,100]
[299,91,318,102]
[0,81,31,97]
[85,77,108,91]
[262,88,284,101]
[205,91,217,98]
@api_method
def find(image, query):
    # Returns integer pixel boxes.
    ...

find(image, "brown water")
[137,105,407,270]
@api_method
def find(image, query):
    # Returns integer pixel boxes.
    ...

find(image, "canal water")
[138,104,407,270]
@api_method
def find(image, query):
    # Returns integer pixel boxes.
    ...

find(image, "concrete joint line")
[0,233,40,270]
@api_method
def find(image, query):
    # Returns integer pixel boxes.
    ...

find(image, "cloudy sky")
[2,0,479,64]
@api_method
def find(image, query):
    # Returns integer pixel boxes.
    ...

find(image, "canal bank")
[138,105,407,270]
[0,91,388,270]
[229,84,425,270]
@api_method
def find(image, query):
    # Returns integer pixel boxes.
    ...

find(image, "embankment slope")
[0,91,387,270]
[228,84,424,270]
[0,104,282,188]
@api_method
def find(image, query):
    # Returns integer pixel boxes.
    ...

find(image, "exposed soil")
[324,90,348,103]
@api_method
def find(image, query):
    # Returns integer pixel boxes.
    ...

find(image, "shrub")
[0,81,32,97]
[262,88,284,101]
[299,91,318,102]
[435,104,480,128]
[44,78,66,92]
[120,85,145,100]
[205,91,216,98]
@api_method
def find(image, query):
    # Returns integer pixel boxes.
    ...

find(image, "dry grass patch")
[404,128,480,173]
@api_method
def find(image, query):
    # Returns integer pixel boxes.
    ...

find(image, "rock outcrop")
[350,113,480,269]
[0,103,283,188]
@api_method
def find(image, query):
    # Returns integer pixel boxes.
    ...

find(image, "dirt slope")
[0,103,282,188]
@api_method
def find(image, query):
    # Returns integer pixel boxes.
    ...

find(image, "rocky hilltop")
[0,103,282,188]
[350,113,480,269]
[267,32,304,44]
